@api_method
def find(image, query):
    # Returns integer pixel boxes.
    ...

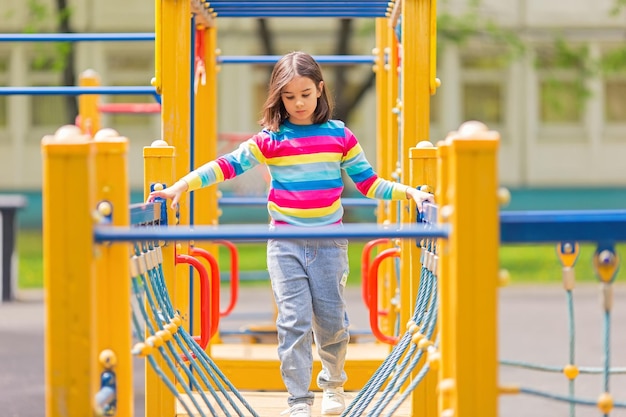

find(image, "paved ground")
[1,284,626,417]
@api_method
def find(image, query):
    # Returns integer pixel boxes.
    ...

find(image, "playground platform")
[1,284,625,417]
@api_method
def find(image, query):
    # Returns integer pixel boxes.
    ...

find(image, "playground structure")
[26,0,626,417]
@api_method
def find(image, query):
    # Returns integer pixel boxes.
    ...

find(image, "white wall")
[1,1,626,190]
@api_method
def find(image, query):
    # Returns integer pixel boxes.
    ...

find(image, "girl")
[148,51,433,417]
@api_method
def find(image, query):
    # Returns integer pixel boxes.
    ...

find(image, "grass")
[17,229,621,289]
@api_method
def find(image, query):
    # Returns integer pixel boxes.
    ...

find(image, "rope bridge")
[42,123,626,417]
[115,201,443,417]
[129,237,259,417]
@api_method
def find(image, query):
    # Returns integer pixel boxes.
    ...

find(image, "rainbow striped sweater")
[182,119,409,227]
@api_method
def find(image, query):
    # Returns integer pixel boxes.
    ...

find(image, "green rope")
[519,387,626,408]
[130,274,210,417]
[602,309,611,417]
[566,289,576,417]
[130,241,260,417]
[130,301,196,416]
[369,270,438,416]
[148,247,259,417]
[500,360,626,374]
[342,243,438,417]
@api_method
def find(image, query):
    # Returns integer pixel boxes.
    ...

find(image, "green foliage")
[600,47,626,75]
[500,243,626,283]
[437,0,526,61]
[21,0,73,73]
[610,0,626,16]
[17,229,44,289]
[24,0,49,31]
[437,0,626,117]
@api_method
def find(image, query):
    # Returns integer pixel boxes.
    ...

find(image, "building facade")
[1,0,626,192]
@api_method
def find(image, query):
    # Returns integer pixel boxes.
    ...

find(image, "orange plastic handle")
[175,253,214,349]
[188,248,221,341]
[212,240,239,318]
[367,247,401,345]
[361,238,390,308]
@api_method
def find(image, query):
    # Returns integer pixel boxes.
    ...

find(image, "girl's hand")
[406,187,434,212]
[146,180,189,209]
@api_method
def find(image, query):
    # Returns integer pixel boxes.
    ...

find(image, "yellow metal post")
[373,17,396,343]
[143,141,177,417]
[192,23,222,345]
[157,0,192,349]
[374,17,389,219]
[78,69,101,135]
[384,18,402,339]
[400,0,432,176]
[434,138,455,415]
[41,129,95,417]
[399,0,432,357]
[93,135,133,417]
[444,124,500,417]
[158,0,191,213]
[193,23,219,228]
[408,142,438,416]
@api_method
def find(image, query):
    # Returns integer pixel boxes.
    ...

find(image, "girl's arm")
[146,180,189,209]
[406,187,434,212]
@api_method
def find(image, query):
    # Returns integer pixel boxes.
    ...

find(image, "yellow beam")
[191,25,221,346]
[445,124,500,417]
[77,69,101,135]
[435,139,454,415]
[193,24,219,228]
[408,143,438,416]
[373,17,397,342]
[399,4,434,416]
[143,141,177,417]
[157,0,193,367]
[158,0,191,217]
[93,135,133,417]
[41,129,95,417]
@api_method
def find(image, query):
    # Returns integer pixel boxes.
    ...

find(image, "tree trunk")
[56,0,78,124]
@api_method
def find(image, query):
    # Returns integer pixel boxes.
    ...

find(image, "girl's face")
[280,76,323,125]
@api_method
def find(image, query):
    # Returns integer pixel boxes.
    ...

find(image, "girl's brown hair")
[259,51,334,131]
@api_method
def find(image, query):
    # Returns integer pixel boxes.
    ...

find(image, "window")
[605,79,626,123]
[535,45,586,125]
[104,49,156,128]
[31,89,69,126]
[539,79,582,123]
[29,50,70,128]
[602,46,626,125]
[463,83,502,124]
[460,47,507,128]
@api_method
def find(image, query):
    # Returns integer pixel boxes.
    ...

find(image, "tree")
[24,0,77,124]
[55,0,77,122]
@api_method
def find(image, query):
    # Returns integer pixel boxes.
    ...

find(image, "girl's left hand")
[406,187,434,212]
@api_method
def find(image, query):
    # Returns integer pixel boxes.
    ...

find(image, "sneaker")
[322,387,346,415]
[281,403,311,417]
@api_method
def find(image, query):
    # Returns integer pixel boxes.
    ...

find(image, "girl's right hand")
[146,180,189,209]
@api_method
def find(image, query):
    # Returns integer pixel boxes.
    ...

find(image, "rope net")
[500,243,626,415]
[129,239,260,417]
[340,215,440,416]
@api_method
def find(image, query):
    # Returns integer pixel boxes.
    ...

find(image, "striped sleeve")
[181,136,266,192]
[341,127,408,200]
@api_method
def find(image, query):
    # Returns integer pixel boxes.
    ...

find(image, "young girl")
[148,51,433,417]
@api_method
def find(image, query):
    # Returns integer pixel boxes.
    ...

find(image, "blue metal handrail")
[94,222,449,242]
[500,209,626,243]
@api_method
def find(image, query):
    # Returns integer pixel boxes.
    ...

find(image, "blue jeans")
[267,236,350,406]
